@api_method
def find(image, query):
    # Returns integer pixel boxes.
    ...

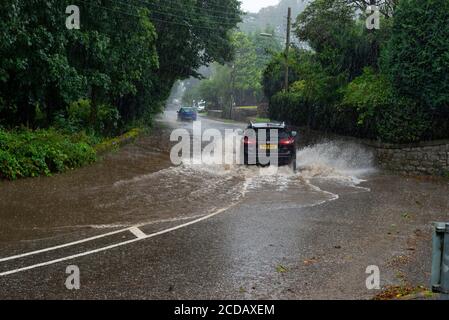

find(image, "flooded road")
[1,108,448,299]
[0,109,374,244]
[1,112,370,243]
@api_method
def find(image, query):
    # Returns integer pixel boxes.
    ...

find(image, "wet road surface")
[0,110,448,299]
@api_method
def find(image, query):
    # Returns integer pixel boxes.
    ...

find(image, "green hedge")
[269,68,433,144]
[0,129,96,180]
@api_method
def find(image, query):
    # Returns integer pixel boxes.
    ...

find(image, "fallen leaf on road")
[276,265,288,273]
[303,258,318,266]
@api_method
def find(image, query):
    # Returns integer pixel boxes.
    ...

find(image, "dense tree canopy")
[0,0,241,133]
[266,0,449,143]
[183,28,282,110]
[384,0,449,111]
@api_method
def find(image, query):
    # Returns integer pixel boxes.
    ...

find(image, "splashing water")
[296,141,376,186]
[110,138,376,227]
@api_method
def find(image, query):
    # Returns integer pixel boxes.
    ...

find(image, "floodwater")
[0,109,376,246]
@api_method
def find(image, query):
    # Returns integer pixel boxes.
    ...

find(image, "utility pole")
[284,7,291,91]
[229,63,235,119]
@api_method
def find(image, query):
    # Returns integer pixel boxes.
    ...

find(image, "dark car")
[243,122,297,171]
[177,107,197,121]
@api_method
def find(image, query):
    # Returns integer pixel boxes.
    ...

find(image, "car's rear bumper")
[244,152,295,165]
[179,116,197,121]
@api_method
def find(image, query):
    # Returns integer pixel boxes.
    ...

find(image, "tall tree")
[384,0,449,134]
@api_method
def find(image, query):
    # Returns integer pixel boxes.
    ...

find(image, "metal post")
[229,63,235,119]
[431,222,449,294]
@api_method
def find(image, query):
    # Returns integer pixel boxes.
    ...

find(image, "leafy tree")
[184,30,280,110]
[262,48,304,100]
[0,0,242,131]
[295,0,391,80]
[384,0,449,112]
[0,0,81,127]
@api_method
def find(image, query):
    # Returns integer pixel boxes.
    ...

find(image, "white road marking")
[0,215,206,263]
[0,228,130,263]
[0,205,236,277]
[129,227,146,239]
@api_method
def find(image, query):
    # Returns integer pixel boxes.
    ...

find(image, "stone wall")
[364,140,449,176]
[207,110,224,119]
[293,127,449,176]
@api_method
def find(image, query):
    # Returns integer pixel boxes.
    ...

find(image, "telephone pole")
[284,7,292,91]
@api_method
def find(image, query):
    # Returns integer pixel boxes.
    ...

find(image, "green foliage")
[96,104,120,136]
[184,29,280,111]
[341,67,392,126]
[0,0,241,131]
[264,0,442,144]
[377,98,431,144]
[341,68,431,143]
[383,0,449,111]
[296,0,392,80]
[263,48,305,100]
[270,91,307,126]
[270,65,431,143]
[68,99,91,129]
[0,129,96,180]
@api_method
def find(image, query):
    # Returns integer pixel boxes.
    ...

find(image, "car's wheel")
[290,153,297,173]
[243,153,249,166]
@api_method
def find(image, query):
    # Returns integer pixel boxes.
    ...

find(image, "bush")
[270,67,432,144]
[384,0,449,111]
[270,92,309,126]
[96,104,120,136]
[0,129,96,180]
[53,99,120,136]
[342,68,431,143]
[68,99,91,128]
[340,68,393,139]
[377,98,431,144]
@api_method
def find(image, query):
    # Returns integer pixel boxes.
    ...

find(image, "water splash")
[296,141,376,186]
[110,139,376,227]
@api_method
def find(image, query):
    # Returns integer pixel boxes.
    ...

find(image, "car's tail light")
[279,137,295,145]
[244,137,256,145]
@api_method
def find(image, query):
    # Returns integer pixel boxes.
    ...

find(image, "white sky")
[240,0,281,13]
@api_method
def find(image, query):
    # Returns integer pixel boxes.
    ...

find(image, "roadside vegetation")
[0,0,241,180]
[182,27,282,112]
[0,129,96,180]
[266,0,449,144]
[185,0,449,145]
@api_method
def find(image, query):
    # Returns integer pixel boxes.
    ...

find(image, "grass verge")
[0,127,143,180]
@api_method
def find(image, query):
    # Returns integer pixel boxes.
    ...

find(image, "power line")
[110,0,240,27]
[144,0,242,14]
[77,0,141,18]
[135,0,242,18]
[95,0,241,28]
[76,0,240,31]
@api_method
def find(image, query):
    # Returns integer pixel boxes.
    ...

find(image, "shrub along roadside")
[269,67,432,144]
[0,129,97,180]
